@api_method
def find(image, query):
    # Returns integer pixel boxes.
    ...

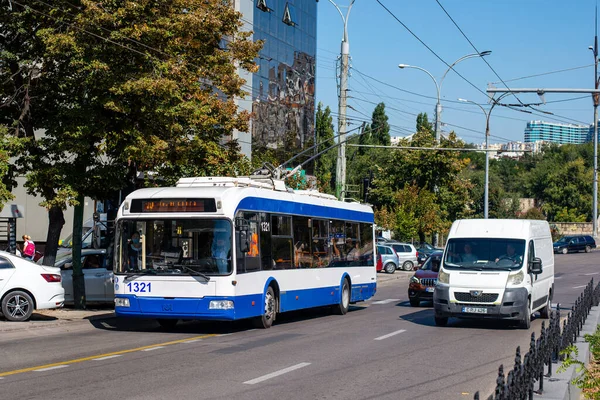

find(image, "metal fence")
[474,279,600,400]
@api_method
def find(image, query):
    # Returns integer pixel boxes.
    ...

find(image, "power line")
[491,65,595,84]
[375,0,490,99]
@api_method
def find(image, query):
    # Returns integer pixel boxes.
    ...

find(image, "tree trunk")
[72,194,86,309]
[418,231,425,244]
[42,206,65,267]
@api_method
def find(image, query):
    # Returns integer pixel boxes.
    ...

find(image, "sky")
[315,0,600,145]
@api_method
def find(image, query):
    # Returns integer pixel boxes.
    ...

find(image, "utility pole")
[329,0,355,200]
[592,4,599,239]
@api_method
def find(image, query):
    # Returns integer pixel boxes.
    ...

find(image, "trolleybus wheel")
[254,286,276,329]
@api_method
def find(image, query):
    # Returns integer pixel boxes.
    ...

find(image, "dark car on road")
[415,242,442,265]
[553,235,596,254]
[408,250,443,307]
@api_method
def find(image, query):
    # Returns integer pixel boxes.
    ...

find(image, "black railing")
[474,279,600,400]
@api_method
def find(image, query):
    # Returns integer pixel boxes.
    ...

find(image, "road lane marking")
[244,362,311,385]
[34,365,69,372]
[142,346,165,352]
[182,339,202,344]
[585,272,599,276]
[0,334,216,378]
[573,285,588,289]
[554,276,562,279]
[372,299,400,305]
[93,355,122,361]
[374,329,407,341]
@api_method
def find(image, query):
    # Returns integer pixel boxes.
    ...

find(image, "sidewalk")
[0,306,114,333]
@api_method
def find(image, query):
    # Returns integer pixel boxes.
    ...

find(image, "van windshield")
[444,238,526,270]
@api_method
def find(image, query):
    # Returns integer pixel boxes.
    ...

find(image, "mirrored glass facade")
[524,120,594,145]
[248,0,317,151]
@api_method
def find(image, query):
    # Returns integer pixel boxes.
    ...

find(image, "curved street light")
[398,51,491,142]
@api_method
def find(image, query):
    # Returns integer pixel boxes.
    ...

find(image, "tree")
[371,102,391,146]
[0,126,18,210]
[2,1,262,307]
[314,103,336,194]
[416,112,433,136]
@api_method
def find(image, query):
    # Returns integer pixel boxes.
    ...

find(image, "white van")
[433,219,554,329]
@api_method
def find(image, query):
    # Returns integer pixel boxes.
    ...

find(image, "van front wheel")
[519,300,531,329]
[539,295,551,319]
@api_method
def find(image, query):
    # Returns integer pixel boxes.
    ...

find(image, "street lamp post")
[329,0,355,200]
[398,51,491,142]
[590,33,599,238]
[458,98,491,219]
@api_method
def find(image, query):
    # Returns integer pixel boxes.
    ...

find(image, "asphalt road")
[0,252,598,400]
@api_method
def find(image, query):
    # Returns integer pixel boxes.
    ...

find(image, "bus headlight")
[115,298,130,307]
[209,300,234,310]
[410,276,420,284]
[438,268,449,284]
[507,270,524,286]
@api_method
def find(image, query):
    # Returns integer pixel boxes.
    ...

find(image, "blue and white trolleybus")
[113,176,376,328]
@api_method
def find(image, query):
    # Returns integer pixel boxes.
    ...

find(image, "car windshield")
[115,218,232,276]
[59,227,93,248]
[421,254,441,271]
[444,238,526,270]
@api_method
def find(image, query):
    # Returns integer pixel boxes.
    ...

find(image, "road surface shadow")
[87,304,369,334]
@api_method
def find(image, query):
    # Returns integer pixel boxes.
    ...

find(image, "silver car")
[388,242,419,271]
[38,249,113,303]
[377,245,400,274]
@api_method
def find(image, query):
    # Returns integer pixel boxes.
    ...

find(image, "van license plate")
[462,307,487,314]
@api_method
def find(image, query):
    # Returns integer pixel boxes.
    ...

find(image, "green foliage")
[555,207,587,223]
[370,103,391,146]
[314,103,336,194]
[0,125,19,210]
[520,207,546,220]
[559,325,600,399]
[416,113,433,136]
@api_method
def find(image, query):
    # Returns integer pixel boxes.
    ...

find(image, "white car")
[0,251,65,322]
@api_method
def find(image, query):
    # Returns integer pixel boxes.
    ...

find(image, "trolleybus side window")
[330,220,345,265]
[272,215,293,269]
[312,219,329,268]
[259,212,273,271]
[236,212,261,274]
[360,223,374,266]
[293,216,312,268]
[345,222,360,264]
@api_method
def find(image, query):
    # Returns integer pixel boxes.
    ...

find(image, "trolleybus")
[113,176,376,328]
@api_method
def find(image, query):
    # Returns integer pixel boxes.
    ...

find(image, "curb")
[0,310,115,333]
[538,305,600,400]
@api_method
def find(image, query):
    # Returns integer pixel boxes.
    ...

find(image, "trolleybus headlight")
[437,268,449,284]
[209,300,234,310]
[115,298,130,307]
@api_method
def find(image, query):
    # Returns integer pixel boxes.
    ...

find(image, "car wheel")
[157,319,178,330]
[409,297,420,307]
[434,316,448,327]
[334,278,351,315]
[585,245,591,253]
[539,295,551,319]
[402,261,414,271]
[253,286,277,329]
[519,300,531,329]
[2,291,34,322]
[384,262,396,274]
[562,247,568,255]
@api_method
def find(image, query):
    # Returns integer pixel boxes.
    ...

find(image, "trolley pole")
[330,0,355,200]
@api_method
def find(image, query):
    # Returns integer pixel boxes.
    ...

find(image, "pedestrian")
[21,235,35,261]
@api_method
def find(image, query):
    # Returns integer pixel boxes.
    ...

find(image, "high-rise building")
[524,120,592,144]
[234,0,317,158]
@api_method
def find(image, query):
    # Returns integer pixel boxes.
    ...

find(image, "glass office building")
[234,0,317,157]
[524,120,593,145]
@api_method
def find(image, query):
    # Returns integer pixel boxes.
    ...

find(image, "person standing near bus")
[21,235,35,261]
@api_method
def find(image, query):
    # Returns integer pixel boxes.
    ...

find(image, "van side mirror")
[529,257,542,275]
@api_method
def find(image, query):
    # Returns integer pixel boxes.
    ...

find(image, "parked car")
[0,251,64,321]
[376,252,383,272]
[38,249,113,303]
[415,241,441,264]
[553,235,596,254]
[408,250,443,307]
[388,242,419,271]
[376,244,400,274]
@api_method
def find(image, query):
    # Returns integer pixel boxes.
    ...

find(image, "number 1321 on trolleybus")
[113,176,377,329]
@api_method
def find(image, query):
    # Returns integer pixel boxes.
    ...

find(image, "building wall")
[246,0,317,153]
